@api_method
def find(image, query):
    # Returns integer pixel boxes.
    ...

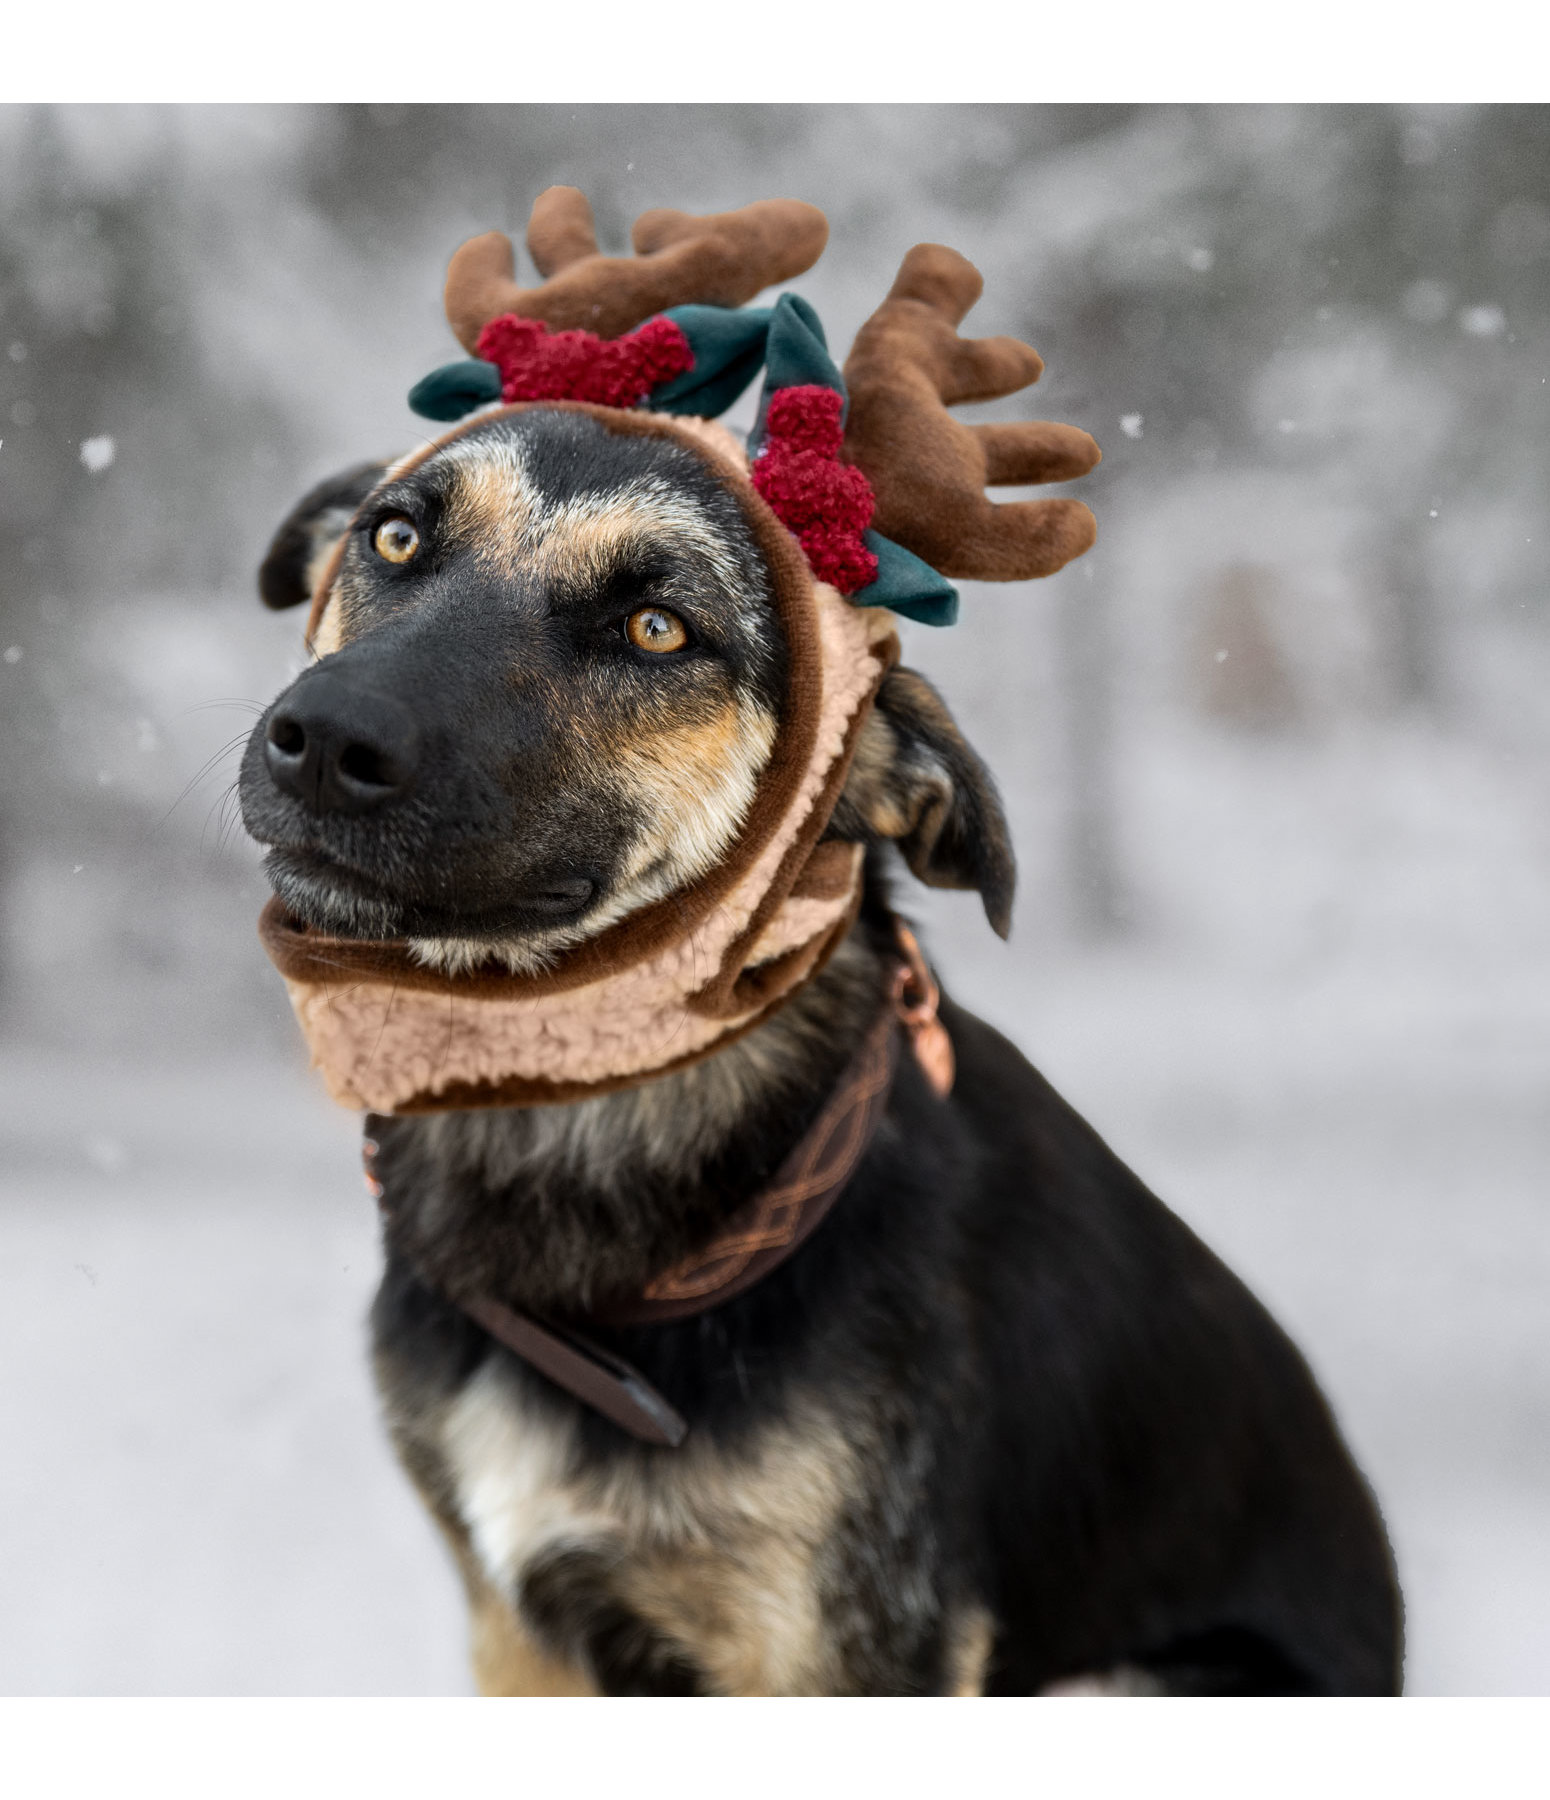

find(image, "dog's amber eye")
[626,607,689,654]
[373,517,419,564]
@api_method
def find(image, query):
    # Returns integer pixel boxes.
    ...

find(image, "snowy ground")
[2,712,1547,1695]
[0,1050,469,1695]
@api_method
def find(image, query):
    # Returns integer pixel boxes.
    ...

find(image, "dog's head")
[239,190,1100,974]
[240,406,1014,969]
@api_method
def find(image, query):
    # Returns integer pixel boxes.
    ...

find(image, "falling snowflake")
[1120,413,1144,440]
[1458,305,1506,338]
[80,435,116,473]
[1187,247,1214,272]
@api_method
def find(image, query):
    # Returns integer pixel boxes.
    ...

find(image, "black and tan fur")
[241,407,1403,1696]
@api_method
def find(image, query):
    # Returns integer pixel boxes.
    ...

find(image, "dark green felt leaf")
[853,532,960,626]
[652,305,773,417]
[408,359,502,422]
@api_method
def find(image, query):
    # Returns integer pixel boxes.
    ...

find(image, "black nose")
[263,667,420,815]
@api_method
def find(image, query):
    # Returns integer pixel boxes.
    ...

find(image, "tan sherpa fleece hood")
[259,402,899,1114]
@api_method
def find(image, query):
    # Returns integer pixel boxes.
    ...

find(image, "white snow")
[1120,413,1144,439]
[0,1051,471,1696]
[78,435,116,473]
[1458,304,1506,339]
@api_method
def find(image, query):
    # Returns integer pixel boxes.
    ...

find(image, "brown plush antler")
[444,187,830,349]
[842,245,1101,581]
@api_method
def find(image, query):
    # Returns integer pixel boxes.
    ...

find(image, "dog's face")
[240,410,788,969]
[241,407,1015,966]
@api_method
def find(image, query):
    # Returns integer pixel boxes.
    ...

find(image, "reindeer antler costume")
[262,188,1100,1120]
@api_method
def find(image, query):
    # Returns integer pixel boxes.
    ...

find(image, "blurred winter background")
[0,103,1546,1695]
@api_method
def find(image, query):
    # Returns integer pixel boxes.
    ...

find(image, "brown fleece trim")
[292,402,848,1006]
[788,839,860,903]
[687,627,897,1019]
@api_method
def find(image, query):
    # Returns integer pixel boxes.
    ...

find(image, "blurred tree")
[0,108,189,1002]
[1194,565,1299,731]
[0,107,298,1010]
[1056,566,1128,937]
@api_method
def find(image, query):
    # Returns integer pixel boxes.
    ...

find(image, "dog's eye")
[373,517,419,564]
[625,607,689,654]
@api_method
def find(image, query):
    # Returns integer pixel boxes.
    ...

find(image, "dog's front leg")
[465,1567,598,1697]
[517,1538,707,1697]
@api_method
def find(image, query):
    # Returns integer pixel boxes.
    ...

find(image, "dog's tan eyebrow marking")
[606,694,778,895]
[528,514,673,601]
[528,480,746,595]
[441,465,539,574]
[419,424,753,606]
[310,596,347,657]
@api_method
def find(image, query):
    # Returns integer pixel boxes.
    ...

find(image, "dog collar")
[365,923,954,1447]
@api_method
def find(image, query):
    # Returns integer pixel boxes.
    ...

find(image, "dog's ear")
[257,461,391,610]
[835,665,1016,937]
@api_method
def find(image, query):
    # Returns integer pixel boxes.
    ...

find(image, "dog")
[237,195,1402,1696]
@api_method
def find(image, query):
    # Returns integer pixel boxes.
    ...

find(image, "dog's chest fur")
[367,923,986,1696]
[441,1357,859,1695]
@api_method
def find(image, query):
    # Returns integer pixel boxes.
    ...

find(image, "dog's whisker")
[214,781,249,858]
[154,731,253,836]
[198,779,240,858]
[176,697,266,719]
